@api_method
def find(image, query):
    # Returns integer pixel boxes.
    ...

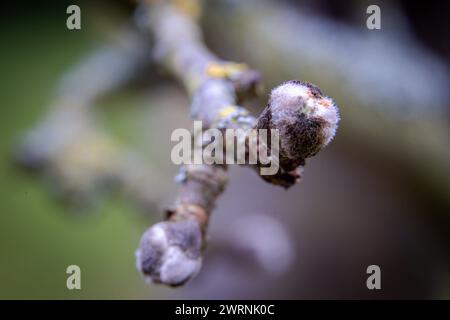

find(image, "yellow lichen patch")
[57,133,119,173]
[218,105,239,118]
[206,62,248,79]
[172,0,202,19]
[50,133,120,192]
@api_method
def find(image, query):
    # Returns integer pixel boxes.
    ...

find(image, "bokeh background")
[0,0,449,299]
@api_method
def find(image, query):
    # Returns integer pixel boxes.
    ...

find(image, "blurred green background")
[1,0,449,299]
[0,1,160,299]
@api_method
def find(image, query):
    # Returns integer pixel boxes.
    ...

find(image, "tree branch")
[15,24,168,212]
[136,0,339,286]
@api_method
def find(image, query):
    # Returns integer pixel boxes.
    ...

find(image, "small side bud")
[255,80,340,172]
[136,219,202,286]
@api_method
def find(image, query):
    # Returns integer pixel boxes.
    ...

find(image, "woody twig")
[136,0,339,286]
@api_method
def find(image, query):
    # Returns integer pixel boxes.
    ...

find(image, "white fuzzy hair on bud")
[270,81,340,146]
[136,220,202,286]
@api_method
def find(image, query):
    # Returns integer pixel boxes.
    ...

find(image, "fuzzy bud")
[136,219,202,286]
[255,80,339,172]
